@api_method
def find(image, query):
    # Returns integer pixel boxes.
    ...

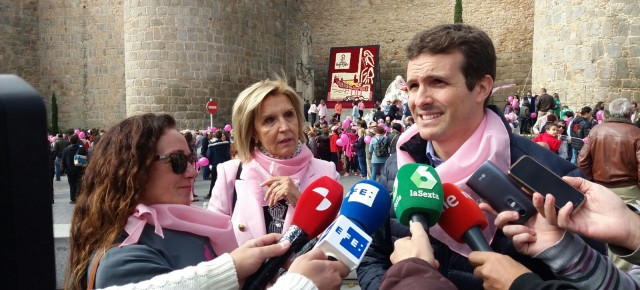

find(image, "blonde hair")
[232,77,306,162]
[357,128,366,137]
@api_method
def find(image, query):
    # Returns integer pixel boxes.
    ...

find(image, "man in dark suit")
[303,100,310,123]
[525,90,537,129]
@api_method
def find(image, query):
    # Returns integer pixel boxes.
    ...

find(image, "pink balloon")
[530,112,537,118]
[341,134,349,143]
[224,124,232,132]
[336,139,345,146]
[507,96,514,102]
[198,157,209,167]
[211,127,218,133]
[364,136,372,144]
[74,129,80,135]
[78,131,85,139]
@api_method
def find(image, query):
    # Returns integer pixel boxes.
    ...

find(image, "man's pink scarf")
[121,204,237,255]
[396,109,511,257]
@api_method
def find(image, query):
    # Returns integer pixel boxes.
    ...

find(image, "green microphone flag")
[392,163,444,227]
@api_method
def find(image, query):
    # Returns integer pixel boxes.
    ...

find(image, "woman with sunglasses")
[207,77,340,246]
[65,114,338,290]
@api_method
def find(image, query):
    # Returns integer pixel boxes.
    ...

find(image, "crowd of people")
[48,23,640,290]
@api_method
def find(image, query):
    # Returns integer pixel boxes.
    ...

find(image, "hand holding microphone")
[390,221,438,268]
[389,163,443,265]
[243,176,344,290]
[283,248,350,290]
[230,233,291,288]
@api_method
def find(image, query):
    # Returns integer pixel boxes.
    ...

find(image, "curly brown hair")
[65,113,176,290]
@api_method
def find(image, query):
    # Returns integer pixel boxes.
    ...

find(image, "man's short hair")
[609,98,633,118]
[406,116,414,123]
[69,134,80,145]
[405,24,496,94]
[57,133,63,138]
[580,106,592,115]
[392,123,402,132]
[563,111,574,118]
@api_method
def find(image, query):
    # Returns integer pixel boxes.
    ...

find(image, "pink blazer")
[207,158,339,246]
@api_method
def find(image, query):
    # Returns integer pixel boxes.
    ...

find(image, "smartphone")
[508,155,585,213]
[466,160,536,224]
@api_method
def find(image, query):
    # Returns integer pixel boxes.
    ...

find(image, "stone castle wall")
[295,0,535,103]
[36,0,126,130]
[2,0,638,130]
[0,1,40,89]
[533,0,640,110]
[124,0,294,129]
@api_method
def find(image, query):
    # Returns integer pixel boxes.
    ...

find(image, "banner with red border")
[327,45,379,102]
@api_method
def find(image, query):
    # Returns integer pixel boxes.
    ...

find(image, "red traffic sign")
[206,100,218,114]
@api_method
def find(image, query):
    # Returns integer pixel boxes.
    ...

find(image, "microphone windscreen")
[340,179,391,234]
[291,176,344,237]
[392,163,444,227]
[438,183,488,243]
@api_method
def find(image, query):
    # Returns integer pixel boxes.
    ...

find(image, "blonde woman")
[207,77,339,246]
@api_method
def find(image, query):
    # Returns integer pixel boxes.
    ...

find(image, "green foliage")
[454,0,463,23]
[51,93,59,134]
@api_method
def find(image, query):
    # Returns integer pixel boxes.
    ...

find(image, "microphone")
[392,163,444,230]
[315,179,391,270]
[438,183,492,252]
[242,176,344,290]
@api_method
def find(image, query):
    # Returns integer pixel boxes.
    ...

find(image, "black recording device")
[508,155,585,213]
[467,160,536,224]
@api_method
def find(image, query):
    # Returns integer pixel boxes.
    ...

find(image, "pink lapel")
[231,179,267,244]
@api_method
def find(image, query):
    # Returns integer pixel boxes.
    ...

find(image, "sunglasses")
[154,150,197,174]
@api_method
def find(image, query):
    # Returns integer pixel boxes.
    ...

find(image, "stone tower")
[532,0,640,109]
[123,0,293,129]
[1,0,639,130]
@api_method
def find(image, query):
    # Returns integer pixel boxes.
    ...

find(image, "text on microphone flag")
[346,182,379,207]
[339,226,368,258]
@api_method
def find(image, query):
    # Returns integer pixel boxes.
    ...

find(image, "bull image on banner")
[327,45,379,102]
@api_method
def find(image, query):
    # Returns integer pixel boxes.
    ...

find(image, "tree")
[454,0,463,23]
[51,93,59,134]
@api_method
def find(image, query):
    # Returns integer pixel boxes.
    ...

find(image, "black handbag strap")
[232,162,242,211]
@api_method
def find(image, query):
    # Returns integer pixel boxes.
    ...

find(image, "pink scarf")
[396,109,511,257]
[239,145,314,206]
[121,204,237,255]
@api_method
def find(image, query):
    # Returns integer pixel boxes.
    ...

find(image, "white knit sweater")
[99,253,317,290]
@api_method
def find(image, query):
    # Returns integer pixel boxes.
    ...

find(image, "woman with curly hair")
[65,113,320,290]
